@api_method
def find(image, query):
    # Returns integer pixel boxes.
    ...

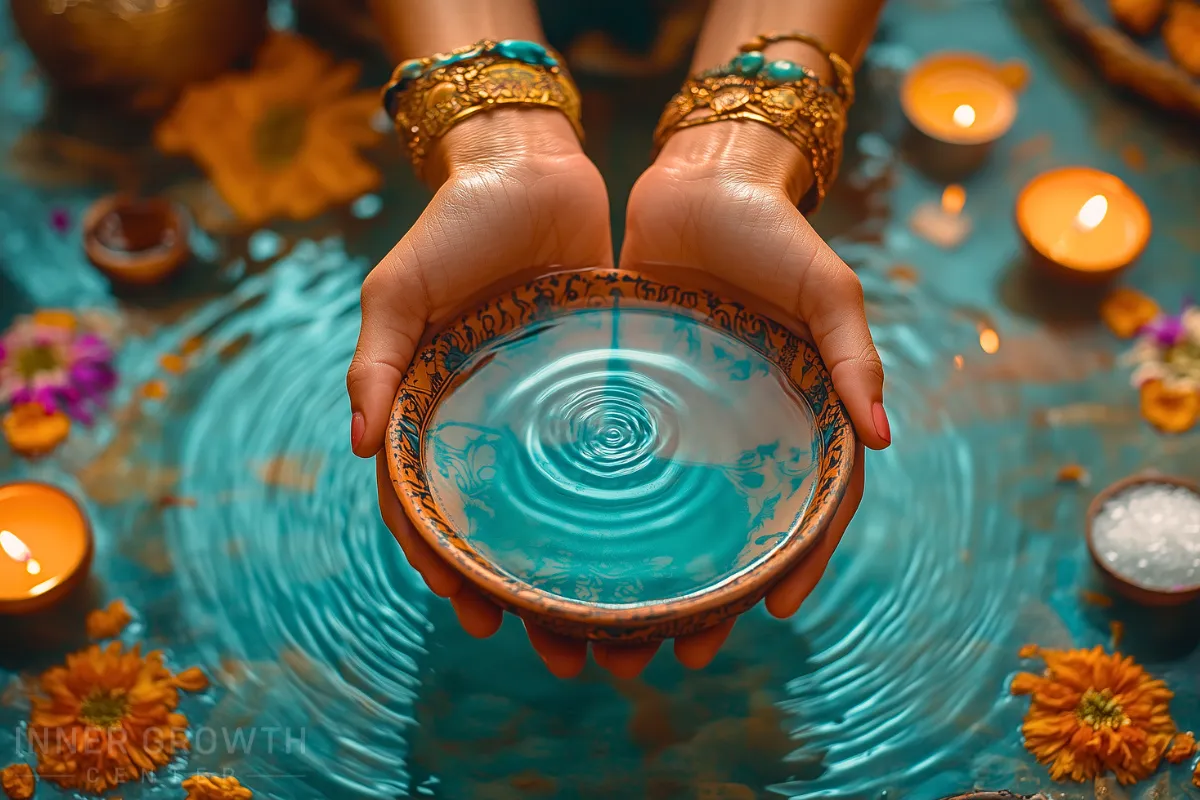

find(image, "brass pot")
[11,0,268,111]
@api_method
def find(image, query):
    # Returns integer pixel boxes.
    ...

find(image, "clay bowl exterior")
[386,269,857,643]
[82,194,191,286]
[1086,474,1200,607]
[11,0,267,111]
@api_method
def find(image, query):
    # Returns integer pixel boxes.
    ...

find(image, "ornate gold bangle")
[740,31,856,108]
[653,73,847,213]
[382,40,583,176]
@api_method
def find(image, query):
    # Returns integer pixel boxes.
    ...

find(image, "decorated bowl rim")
[385,268,857,630]
[1085,472,1200,602]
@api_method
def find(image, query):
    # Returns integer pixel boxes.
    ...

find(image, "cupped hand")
[615,121,890,670]
[348,109,613,677]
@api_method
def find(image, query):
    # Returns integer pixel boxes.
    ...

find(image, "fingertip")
[450,589,503,638]
[594,642,660,679]
[673,618,735,670]
[524,622,587,679]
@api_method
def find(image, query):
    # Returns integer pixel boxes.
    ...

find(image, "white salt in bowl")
[1086,475,1200,607]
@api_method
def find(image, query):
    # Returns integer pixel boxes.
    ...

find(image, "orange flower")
[86,599,132,640]
[173,667,209,692]
[2,403,70,457]
[1166,731,1198,763]
[29,643,193,794]
[1101,288,1161,339]
[1139,380,1200,434]
[182,773,254,799]
[0,764,34,800]
[1011,645,1177,784]
[156,34,382,227]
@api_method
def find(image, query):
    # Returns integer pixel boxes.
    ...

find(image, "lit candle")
[909,184,973,249]
[82,194,191,286]
[1016,167,1151,283]
[0,482,93,615]
[901,52,1019,178]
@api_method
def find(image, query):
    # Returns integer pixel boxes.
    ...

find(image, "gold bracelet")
[740,31,856,108]
[382,40,584,176]
[653,73,847,213]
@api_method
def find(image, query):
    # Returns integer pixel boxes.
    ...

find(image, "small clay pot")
[82,195,191,286]
[1086,474,1200,607]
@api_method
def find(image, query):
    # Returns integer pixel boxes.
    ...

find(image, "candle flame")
[942,184,966,216]
[27,559,41,575]
[0,529,32,563]
[952,104,976,128]
[1075,194,1108,231]
[979,327,1001,354]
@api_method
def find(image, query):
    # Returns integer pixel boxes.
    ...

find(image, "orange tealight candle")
[1016,167,1151,283]
[901,52,1019,178]
[0,482,93,615]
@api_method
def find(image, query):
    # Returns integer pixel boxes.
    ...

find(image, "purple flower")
[0,313,117,423]
[1139,302,1194,349]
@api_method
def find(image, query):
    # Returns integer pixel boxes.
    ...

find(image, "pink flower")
[0,315,116,424]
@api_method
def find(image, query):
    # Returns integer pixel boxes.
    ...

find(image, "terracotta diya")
[1086,473,1200,607]
[82,194,191,286]
[387,270,856,642]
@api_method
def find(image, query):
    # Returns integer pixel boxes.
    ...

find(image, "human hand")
[614,121,888,669]
[348,108,614,676]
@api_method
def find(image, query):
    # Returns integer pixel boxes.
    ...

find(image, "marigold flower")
[1139,380,1200,434]
[174,667,209,692]
[29,643,192,794]
[1101,289,1161,339]
[2,403,70,457]
[1011,645,1177,784]
[155,34,382,227]
[0,764,34,800]
[85,599,132,640]
[1166,731,1198,763]
[182,773,253,799]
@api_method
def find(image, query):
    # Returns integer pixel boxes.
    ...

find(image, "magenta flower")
[0,314,116,424]
[1139,302,1194,349]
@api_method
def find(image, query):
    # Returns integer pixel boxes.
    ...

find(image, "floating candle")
[901,52,1018,178]
[83,194,191,286]
[1087,476,1200,606]
[909,184,972,249]
[1016,167,1151,283]
[0,482,93,614]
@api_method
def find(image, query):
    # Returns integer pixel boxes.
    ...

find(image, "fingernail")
[351,412,365,451]
[871,402,891,445]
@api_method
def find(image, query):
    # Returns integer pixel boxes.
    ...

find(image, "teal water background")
[1,0,1198,798]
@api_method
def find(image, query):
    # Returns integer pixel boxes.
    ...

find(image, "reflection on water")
[100,242,1034,799]
[425,308,819,605]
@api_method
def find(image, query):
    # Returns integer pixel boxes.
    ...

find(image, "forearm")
[367,0,546,62]
[691,0,885,80]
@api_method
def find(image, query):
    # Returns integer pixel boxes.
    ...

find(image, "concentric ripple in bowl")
[387,270,856,642]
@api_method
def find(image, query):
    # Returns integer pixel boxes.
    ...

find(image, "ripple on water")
[425,307,820,605]
[162,242,428,799]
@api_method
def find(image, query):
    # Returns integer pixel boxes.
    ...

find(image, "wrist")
[424,108,584,185]
[654,122,815,205]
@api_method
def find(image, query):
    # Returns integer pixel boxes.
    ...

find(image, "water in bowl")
[423,306,820,606]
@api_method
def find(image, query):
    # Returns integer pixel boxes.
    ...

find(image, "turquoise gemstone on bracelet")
[434,45,482,69]
[398,59,424,80]
[731,51,765,76]
[763,59,813,84]
[493,39,557,67]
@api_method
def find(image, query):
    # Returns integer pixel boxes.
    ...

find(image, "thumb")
[347,244,429,458]
[792,222,890,450]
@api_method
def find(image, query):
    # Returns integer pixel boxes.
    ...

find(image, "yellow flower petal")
[1100,288,1160,338]
[3,403,70,458]
[86,599,132,640]
[1140,380,1200,434]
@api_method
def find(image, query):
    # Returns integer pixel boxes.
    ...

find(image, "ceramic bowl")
[83,195,191,286]
[386,269,856,642]
[1085,474,1200,607]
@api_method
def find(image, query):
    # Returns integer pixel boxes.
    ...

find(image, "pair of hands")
[347,108,888,679]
